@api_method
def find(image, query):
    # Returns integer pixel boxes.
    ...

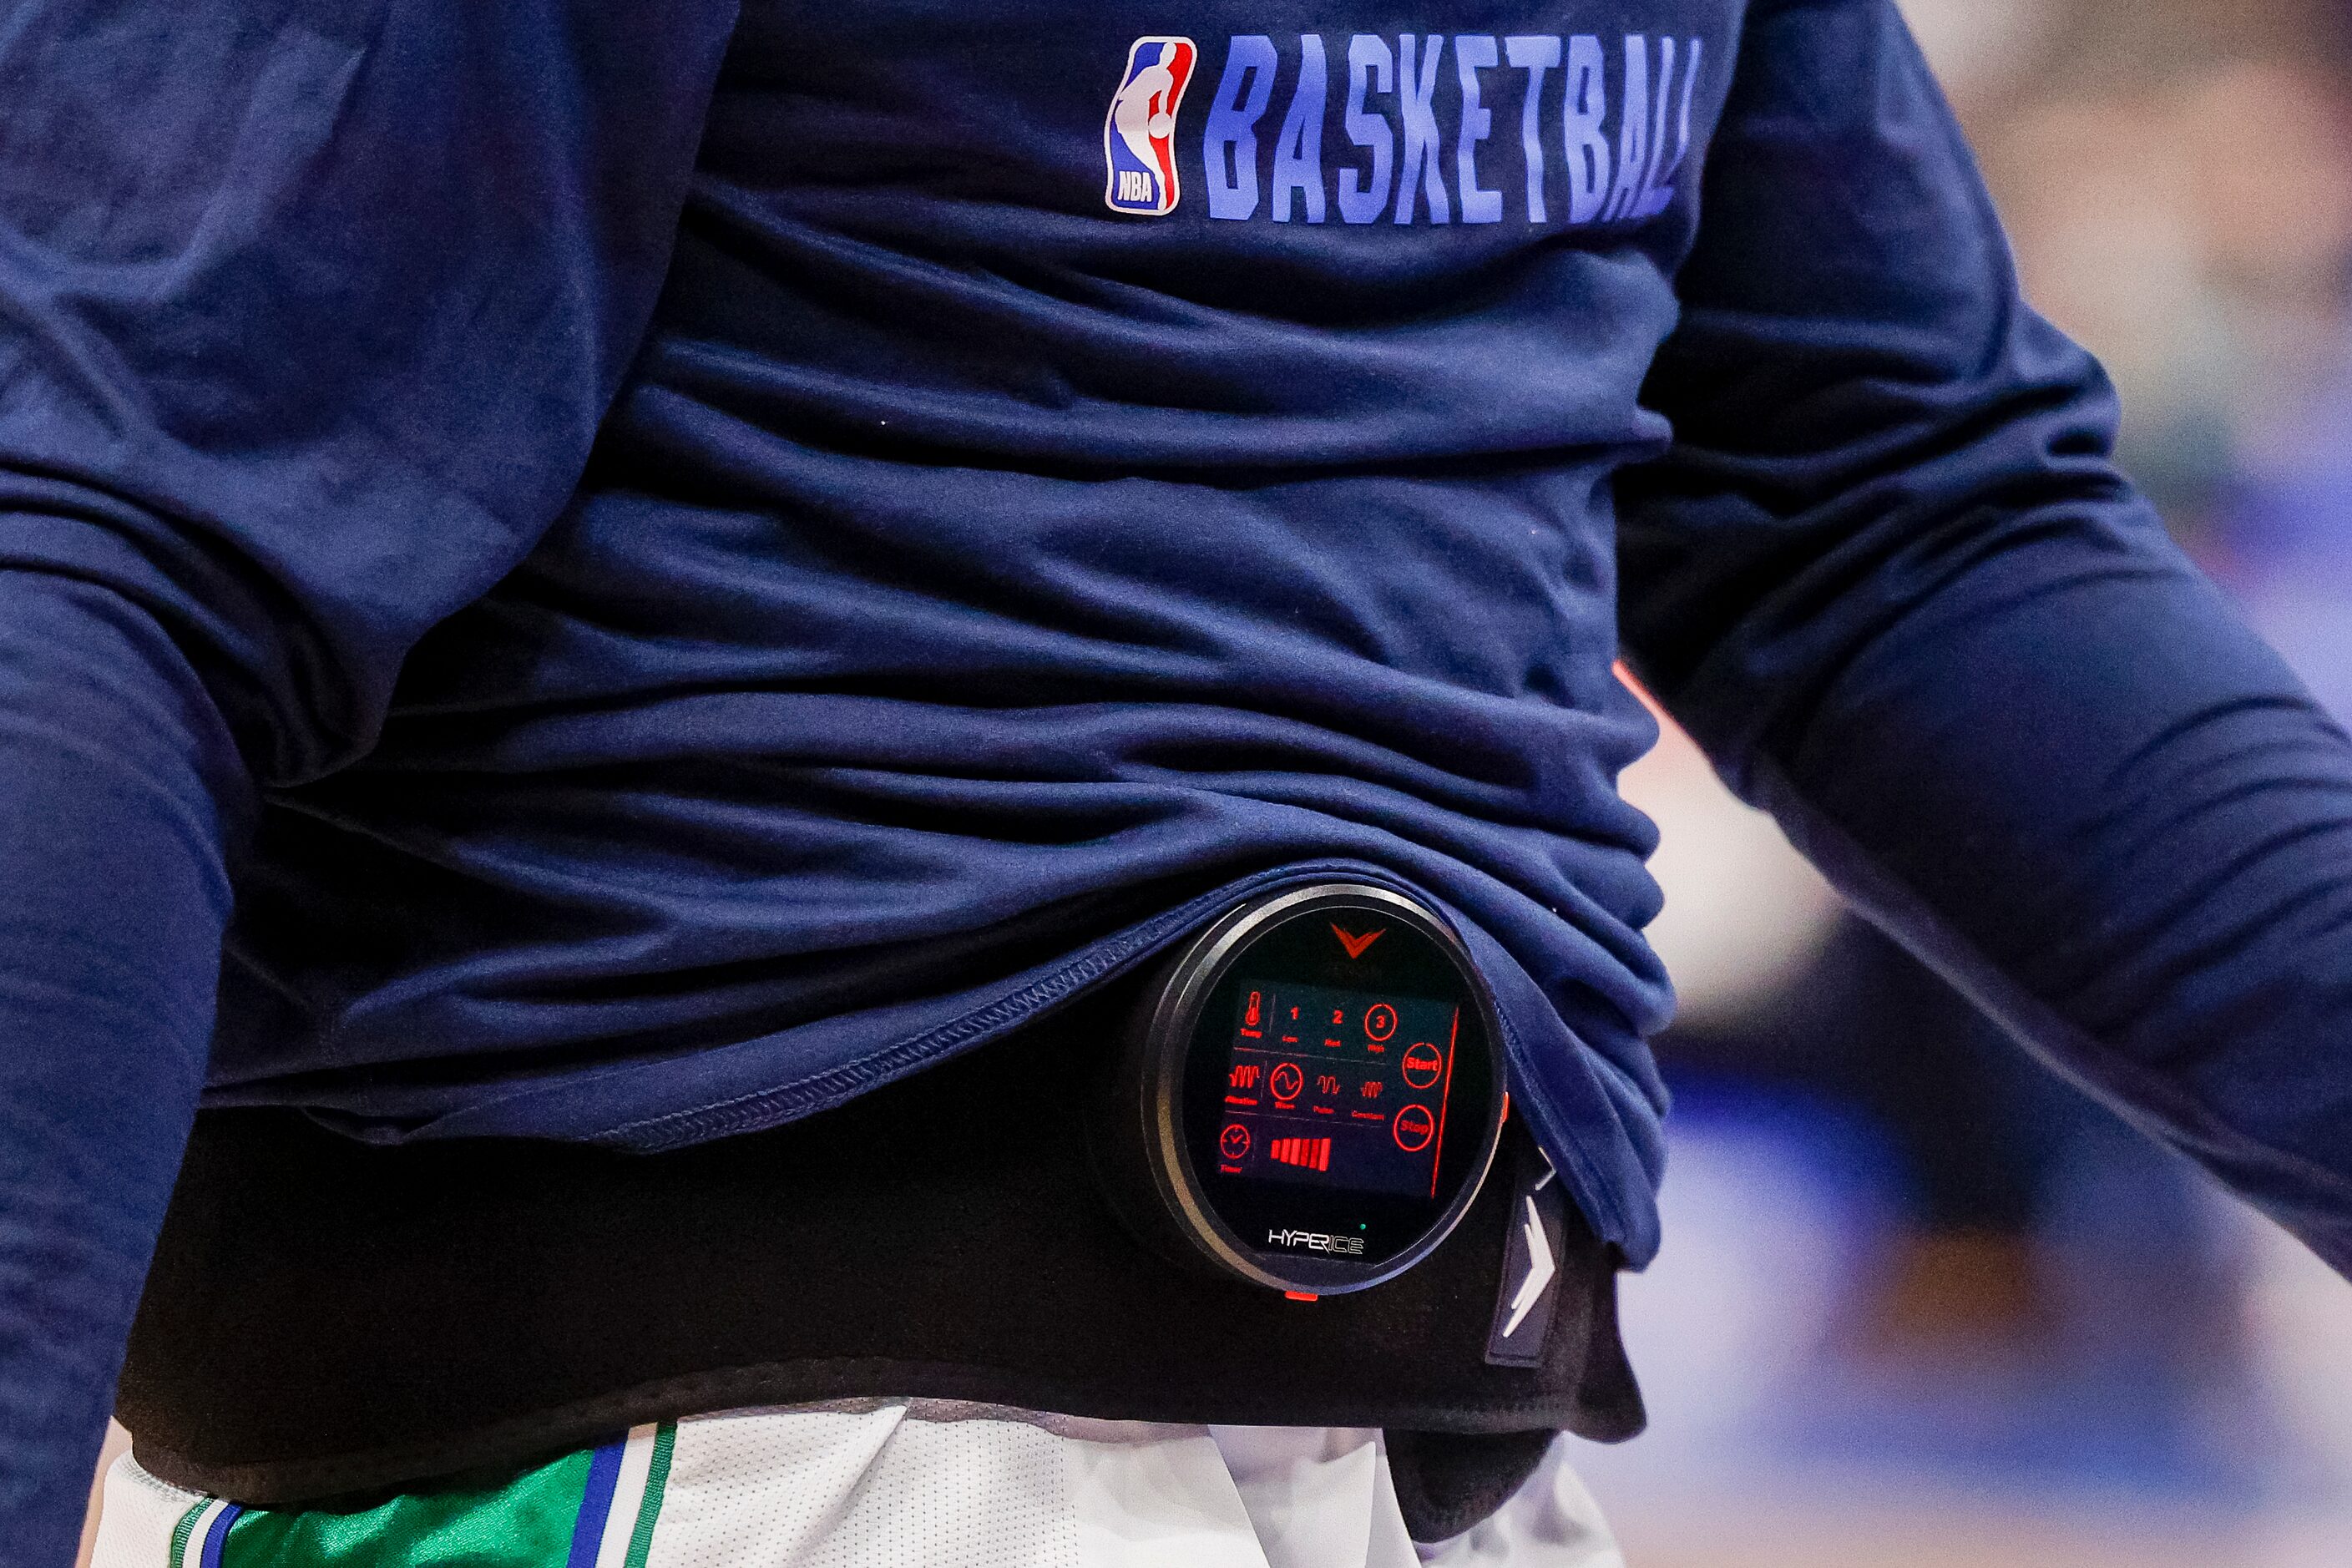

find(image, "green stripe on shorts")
[167,1499,208,1568]
[213,1448,597,1568]
[620,1424,676,1568]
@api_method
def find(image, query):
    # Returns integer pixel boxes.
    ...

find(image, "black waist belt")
[119,970,1644,1539]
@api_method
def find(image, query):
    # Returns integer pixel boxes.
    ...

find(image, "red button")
[1393,1104,1436,1153]
[1363,1004,1398,1042]
[1400,1042,1443,1089]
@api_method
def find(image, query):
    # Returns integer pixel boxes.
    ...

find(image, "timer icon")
[1219,1124,1252,1161]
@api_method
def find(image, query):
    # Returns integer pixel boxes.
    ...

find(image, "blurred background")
[1586,0,2352,1562]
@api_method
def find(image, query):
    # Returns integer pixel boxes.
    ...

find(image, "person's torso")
[211,3,1745,1252]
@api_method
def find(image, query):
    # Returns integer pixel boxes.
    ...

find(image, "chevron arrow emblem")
[1501,1195,1556,1338]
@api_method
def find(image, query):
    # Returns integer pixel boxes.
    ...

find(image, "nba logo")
[1104,37,1196,215]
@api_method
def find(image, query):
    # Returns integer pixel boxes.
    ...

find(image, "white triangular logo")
[1502,1195,1556,1338]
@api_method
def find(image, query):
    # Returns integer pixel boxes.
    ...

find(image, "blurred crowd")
[1593,3,2352,1563]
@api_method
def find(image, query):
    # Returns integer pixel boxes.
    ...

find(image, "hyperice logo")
[1267,1227,1367,1257]
[1105,37,1199,215]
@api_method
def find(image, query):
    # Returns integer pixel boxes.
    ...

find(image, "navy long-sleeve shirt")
[8,0,2352,1555]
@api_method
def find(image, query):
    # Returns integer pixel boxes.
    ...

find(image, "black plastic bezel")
[1130,883,1506,1294]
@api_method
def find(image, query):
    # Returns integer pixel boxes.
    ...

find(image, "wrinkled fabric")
[92,1406,1624,1568]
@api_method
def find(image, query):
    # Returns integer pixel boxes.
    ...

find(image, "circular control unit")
[1095,883,1508,1296]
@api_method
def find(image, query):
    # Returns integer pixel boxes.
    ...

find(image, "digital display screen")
[1208,979,1460,1200]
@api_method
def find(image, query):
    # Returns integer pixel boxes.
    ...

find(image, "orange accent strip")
[1429,1005,1461,1198]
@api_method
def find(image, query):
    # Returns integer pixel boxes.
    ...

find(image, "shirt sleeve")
[0,2,735,1554]
[1619,0,2352,1277]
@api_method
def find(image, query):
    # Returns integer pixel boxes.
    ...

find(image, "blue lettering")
[1454,36,1502,224]
[1339,35,1395,225]
[1635,38,1703,219]
[1393,34,1449,224]
[1643,39,1676,204]
[1205,36,1280,220]
[1201,28,1703,230]
[1562,36,1610,224]
[1505,36,1560,224]
[1272,35,1330,223]
[1605,36,1651,221]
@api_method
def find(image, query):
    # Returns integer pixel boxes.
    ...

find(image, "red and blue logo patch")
[1104,37,1197,215]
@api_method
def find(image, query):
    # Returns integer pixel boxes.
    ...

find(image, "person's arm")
[0,3,735,1554]
[1619,0,2352,1270]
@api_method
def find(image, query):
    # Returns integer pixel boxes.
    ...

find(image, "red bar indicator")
[1428,1006,1460,1197]
[1268,1135,1332,1172]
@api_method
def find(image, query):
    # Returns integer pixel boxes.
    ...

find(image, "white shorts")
[91,1403,1624,1568]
